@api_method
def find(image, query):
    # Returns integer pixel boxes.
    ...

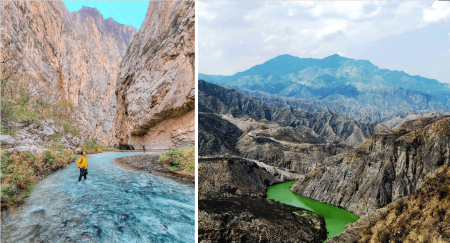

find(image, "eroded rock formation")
[1,1,137,145]
[114,1,195,149]
[291,116,450,216]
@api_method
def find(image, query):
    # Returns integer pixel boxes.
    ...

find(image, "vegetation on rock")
[80,140,109,154]
[1,49,79,137]
[159,146,195,171]
[357,165,450,242]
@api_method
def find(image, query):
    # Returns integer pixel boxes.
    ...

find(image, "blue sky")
[199,1,450,84]
[63,1,149,29]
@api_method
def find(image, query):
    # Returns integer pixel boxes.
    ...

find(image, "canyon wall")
[1,0,137,145]
[114,1,195,149]
[291,116,450,216]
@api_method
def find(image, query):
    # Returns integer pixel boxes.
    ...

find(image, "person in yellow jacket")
[77,151,88,182]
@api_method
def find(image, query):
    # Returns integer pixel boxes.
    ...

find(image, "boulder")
[7,145,42,154]
[0,135,16,149]
[40,127,56,136]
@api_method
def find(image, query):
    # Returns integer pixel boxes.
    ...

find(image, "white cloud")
[423,2,450,23]
[316,21,346,41]
[198,1,216,22]
[199,1,450,83]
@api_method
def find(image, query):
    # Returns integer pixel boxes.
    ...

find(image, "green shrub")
[1,147,76,205]
[159,146,195,171]
[80,140,108,154]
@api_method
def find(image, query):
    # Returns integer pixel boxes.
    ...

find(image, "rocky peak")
[76,6,103,22]
[71,6,138,56]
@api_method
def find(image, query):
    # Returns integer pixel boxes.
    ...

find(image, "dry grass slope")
[358,165,450,243]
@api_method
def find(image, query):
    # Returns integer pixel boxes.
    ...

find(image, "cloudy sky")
[198,1,450,84]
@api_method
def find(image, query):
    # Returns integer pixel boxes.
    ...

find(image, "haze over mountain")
[200,54,450,125]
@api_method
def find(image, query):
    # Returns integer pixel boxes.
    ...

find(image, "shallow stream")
[266,180,359,241]
[1,152,195,243]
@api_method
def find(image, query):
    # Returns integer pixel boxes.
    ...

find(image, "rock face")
[1,1,137,145]
[199,157,288,199]
[198,113,243,156]
[114,1,195,149]
[291,116,450,216]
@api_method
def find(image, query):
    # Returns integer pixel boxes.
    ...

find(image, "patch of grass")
[62,123,79,136]
[159,146,195,171]
[1,146,77,206]
[167,166,179,170]
[80,140,108,154]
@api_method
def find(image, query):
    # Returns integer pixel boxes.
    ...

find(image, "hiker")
[77,151,88,182]
[143,144,146,153]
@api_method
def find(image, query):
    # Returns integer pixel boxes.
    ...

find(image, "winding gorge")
[1,0,194,150]
[1,1,195,242]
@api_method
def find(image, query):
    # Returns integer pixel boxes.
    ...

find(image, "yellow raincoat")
[77,155,88,169]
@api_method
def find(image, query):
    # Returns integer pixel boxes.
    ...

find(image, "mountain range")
[200,54,450,125]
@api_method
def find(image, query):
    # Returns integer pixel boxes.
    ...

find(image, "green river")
[266,181,359,241]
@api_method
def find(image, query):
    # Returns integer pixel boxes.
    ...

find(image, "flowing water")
[1,152,195,243]
[266,180,359,241]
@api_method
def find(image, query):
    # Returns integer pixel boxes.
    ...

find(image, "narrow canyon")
[1,0,195,150]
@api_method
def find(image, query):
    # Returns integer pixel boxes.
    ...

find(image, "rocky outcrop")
[237,127,351,173]
[199,198,327,243]
[330,165,450,243]
[291,116,450,216]
[198,156,327,242]
[114,1,195,149]
[198,157,293,199]
[198,113,243,156]
[0,135,16,149]
[1,1,137,145]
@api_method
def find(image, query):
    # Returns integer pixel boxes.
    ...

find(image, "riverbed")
[266,180,358,241]
[1,152,195,242]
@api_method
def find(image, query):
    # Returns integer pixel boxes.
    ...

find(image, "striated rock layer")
[291,116,450,216]
[114,1,195,149]
[1,1,137,145]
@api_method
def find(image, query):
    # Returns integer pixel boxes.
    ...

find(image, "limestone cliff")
[114,1,195,149]
[1,0,137,145]
[291,116,450,216]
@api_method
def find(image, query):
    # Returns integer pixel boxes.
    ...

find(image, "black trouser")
[79,168,88,181]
